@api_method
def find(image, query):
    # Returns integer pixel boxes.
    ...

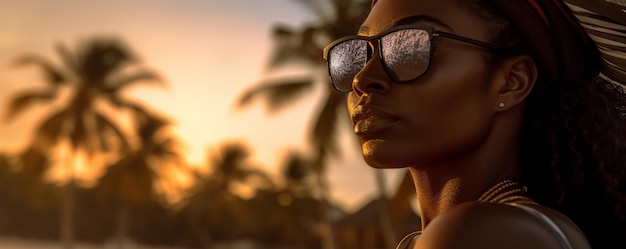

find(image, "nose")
[352,42,392,96]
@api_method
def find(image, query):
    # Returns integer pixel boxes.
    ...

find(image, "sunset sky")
[0,0,406,211]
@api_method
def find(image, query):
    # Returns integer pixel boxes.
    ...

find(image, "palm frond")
[106,70,164,91]
[216,143,250,170]
[310,90,345,158]
[281,151,313,188]
[103,94,143,113]
[294,0,333,21]
[102,96,158,134]
[233,0,372,200]
[17,146,50,179]
[332,0,370,23]
[5,88,58,121]
[151,137,182,160]
[77,37,136,85]
[322,0,370,40]
[70,112,87,150]
[135,112,170,143]
[267,25,323,69]
[332,0,351,21]
[13,55,66,85]
[94,112,131,152]
[34,109,71,148]
[56,42,79,74]
[236,78,315,113]
[243,168,277,189]
[300,26,326,63]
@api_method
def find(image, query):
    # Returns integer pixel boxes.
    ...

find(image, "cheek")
[417,78,492,138]
[370,68,494,166]
[410,75,494,160]
[371,97,493,168]
[419,97,494,157]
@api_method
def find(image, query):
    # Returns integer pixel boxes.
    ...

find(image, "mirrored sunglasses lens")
[328,39,367,91]
[381,29,430,81]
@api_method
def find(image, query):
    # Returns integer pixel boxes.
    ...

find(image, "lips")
[351,105,398,135]
[354,117,398,134]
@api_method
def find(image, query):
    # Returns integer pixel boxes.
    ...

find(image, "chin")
[361,139,445,169]
[363,157,411,169]
[361,139,415,169]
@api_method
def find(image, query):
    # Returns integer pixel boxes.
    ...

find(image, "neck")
[410,112,523,229]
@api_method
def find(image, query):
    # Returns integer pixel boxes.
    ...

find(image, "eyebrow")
[394,15,454,32]
[358,15,454,35]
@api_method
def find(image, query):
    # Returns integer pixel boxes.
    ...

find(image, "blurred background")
[0,0,419,248]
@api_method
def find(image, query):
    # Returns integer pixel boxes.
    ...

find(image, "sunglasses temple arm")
[435,32,501,51]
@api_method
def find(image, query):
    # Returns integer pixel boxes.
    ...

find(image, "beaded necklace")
[395,180,538,249]
[477,179,537,205]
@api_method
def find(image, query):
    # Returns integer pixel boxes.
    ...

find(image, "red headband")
[492,0,601,84]
[538,0,592,46]
[528,0,550,26]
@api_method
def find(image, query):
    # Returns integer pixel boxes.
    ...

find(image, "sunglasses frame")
[323,25,503,92]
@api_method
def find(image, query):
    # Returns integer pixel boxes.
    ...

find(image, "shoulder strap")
[396,205,574,249]
[395,231,421,249]
[511,204,574,249]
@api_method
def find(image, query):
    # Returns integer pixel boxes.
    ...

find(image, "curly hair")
[522,68,626,248]
[460,0,626,247]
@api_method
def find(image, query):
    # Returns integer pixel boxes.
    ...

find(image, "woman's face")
[348,0,499,168]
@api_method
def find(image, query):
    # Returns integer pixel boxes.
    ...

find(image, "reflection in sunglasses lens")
[381,29,430,81]
[329,39,367,91]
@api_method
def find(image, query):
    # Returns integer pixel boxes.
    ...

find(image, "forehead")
[360,0,489,37]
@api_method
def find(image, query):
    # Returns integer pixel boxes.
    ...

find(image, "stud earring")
[498,102,505,108]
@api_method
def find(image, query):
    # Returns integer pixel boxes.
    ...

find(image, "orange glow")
[0,0,404,212]
[44,143,109,187]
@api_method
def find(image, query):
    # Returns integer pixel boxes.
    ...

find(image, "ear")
[491,55,538,111]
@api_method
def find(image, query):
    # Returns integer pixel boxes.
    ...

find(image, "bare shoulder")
[414,201,591,249]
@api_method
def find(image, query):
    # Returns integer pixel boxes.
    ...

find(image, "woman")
[323,0,626,248]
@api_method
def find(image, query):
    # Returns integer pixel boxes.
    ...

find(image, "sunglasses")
[323,25,502,92]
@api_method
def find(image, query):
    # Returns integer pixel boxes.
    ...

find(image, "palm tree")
[184,142,274,246]
[4,36,163,249]
[279,150,316,200]
[235,1,395,248]
[95,110,183,248]
[274,151,323,245]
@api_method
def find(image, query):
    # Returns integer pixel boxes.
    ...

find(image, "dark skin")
[348,0,591,248]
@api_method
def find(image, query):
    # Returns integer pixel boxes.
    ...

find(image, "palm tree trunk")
[312,149,335,249]
[61,178,75,249]
[115,202,130,249]
[316,172,335,249]
[317,174,335,249]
